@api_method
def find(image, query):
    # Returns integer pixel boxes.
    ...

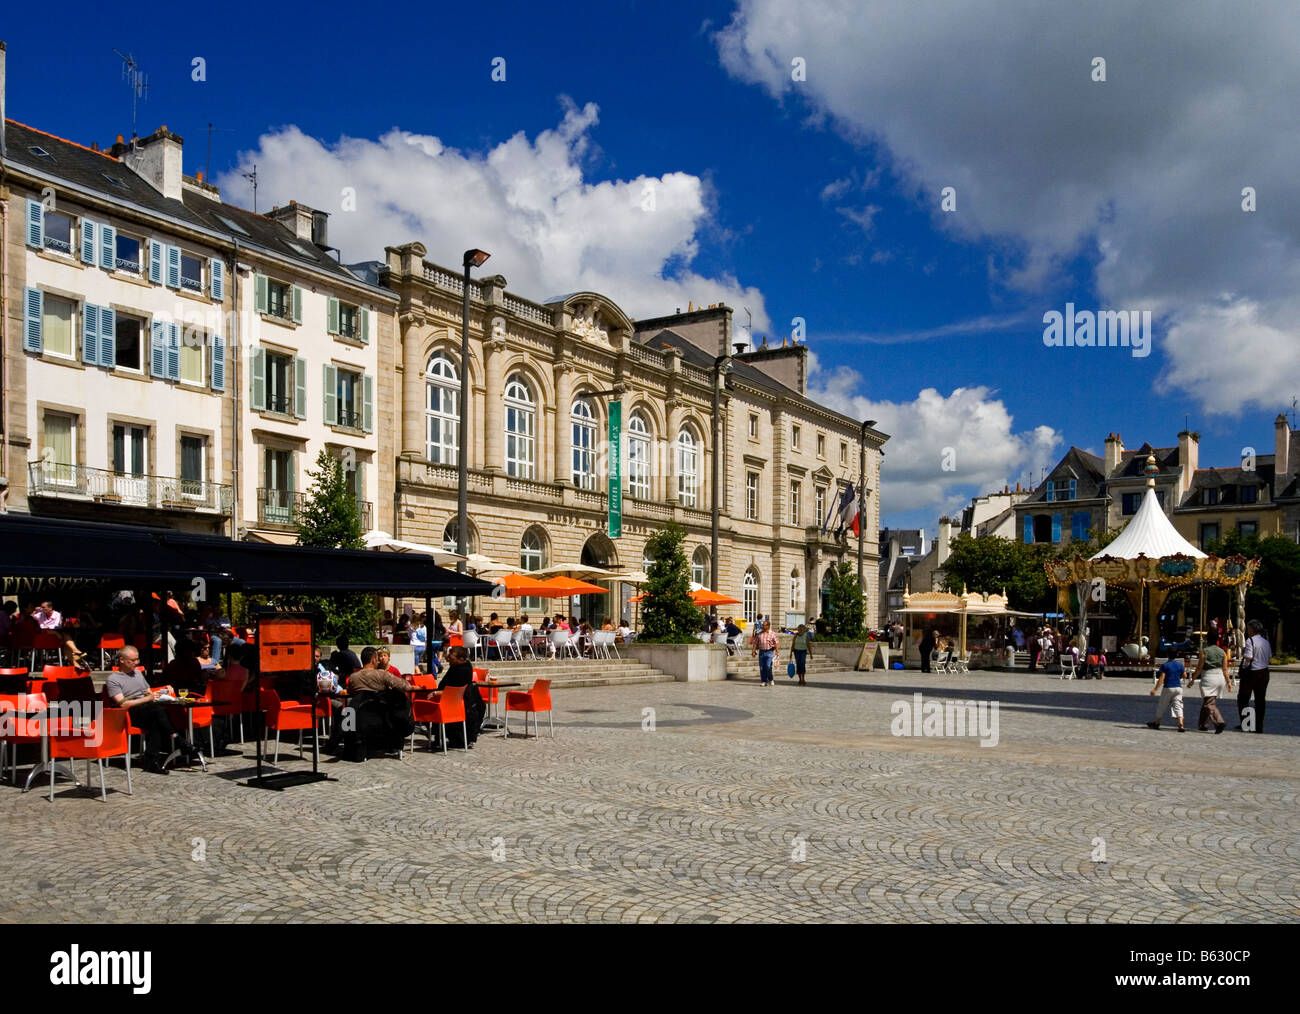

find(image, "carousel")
[899,587,1036,667]
[1045,453,1260,664]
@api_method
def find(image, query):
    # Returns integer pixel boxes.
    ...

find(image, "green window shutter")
[82,304,100,365]
[293,356,307,418]
[98,307,116,367]
[327,297,339,334]
[150,321,168,377]
[210,258,224,302]
[81,220,97,264]
[100,224,116,271]
[26,200,43,248]
[287,454,296,494]
[359,307,370,344]
[210,334,225,392]
[149,240,164,283]
[362,373,374,433]
[23,288,43,352]
[249,346,266,410]
[323,364,338,425]
[254,274,268,314]
[291,286,303,324]
[167,321,181,380]
[166,245,181,288]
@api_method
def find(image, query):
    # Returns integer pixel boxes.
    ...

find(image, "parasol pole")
[1137,579,1145,660]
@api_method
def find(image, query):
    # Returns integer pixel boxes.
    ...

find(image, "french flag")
[834,484,861,538]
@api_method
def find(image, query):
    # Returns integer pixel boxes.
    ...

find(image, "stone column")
[400,314,427,458]
[483,336,507,472]
[553,362,573,485]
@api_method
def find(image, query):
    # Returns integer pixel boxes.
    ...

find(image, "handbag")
[787,660,796,678]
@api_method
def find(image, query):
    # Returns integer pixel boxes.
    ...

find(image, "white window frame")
[791,424,800,450]
[42,210,75,255]
[425,353,459,464]
[743,570,760,625]
[505,374,536,479]
[691,547,709,587]
[677,427,699,507]
[746,472,759,521]
[520,527,547,612]
[41,293,76,360]
[571,398,598,490]
[627,412,650,500]
[790,480,801,527]
[43,411,77,486]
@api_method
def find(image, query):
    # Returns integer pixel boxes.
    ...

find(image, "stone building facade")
[376,243,886,628]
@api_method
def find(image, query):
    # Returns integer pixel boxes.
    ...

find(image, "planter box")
[626,642,727,682]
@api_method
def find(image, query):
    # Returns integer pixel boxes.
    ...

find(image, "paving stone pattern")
[2,670,1297,923]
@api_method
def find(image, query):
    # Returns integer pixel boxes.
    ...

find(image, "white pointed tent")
[1089,487,1205,561]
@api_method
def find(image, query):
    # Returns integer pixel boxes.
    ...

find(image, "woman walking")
[791,624,812,685]
[751,619,779,686]
[1192,637,1232,733]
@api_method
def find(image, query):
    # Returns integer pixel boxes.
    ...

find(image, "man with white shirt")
[34,601,62,629]
[1237,620,1272,733]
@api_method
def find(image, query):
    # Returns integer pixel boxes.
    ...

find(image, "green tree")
[826,561,866,637]
[639,523,705,642]
[941,534,1053,612]
[290,450,378,644]
[1208,531,1300,650]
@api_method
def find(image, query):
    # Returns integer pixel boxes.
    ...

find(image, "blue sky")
[5,1,1298,533]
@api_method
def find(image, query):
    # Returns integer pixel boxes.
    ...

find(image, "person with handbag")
[1237,620,1272,732]
[1191,637,1231,733]
[791,624,812,685]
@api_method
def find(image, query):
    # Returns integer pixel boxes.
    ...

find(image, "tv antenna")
[742,307,753,351]
[242,164,259,213]
[205,122,237,181]
[113,50,148,141]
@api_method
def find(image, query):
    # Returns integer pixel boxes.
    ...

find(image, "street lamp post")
[857,419,877,604]
[711,354,731,616]
[456,248,490,610]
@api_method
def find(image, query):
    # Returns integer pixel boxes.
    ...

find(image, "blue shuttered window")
[166,322,181,380]
[81,220,97,264]
[149,240,164,283]
[210,335,225,391]
[1051,513,1062,543]
[150,321,168,377]
[100,224,116,271]
[26,200,44,248]
[98,307,116,367]
[23,288,43,352]
[210,258,224,302]
[82,304,100,365]
[166,245,181,288]
[1071,512,1091,542]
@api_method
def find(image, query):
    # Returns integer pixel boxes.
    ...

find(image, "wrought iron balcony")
[257,487,371,529]
[28,462,232,513]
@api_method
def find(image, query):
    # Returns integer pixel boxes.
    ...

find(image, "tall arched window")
[627,412,651,500]
[504,374,535,478]
[790,568,803,610]
[692,546,709,587]
[677,426,699,507]
[743,569,760,625]
[442,520,477,555]
[571,397,597,489]
[425,352,459,464]
[520,527,548,612]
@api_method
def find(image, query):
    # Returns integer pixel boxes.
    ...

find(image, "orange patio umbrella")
[691,589,742,606]
[492,573,556,597]
[538,576,608,597]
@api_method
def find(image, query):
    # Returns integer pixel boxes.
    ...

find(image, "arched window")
[425,352,459,464]
[520,527,548,612]
[442,520,476,555]
[790,568,802,610]
[692,546,709,587]
[743,569,760,625]
[504,374,535,478]
[571,397,597,490]
[627,412,651,500]
[677,426,699,508]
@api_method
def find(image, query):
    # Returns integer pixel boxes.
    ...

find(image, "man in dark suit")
[919,628,937,673]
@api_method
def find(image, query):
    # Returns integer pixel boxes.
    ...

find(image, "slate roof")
[1019,447,1107,505]
[641,328,793,397]
[1108,442,1181,480]
[1177,462,1277,509]
[4,119,372,289]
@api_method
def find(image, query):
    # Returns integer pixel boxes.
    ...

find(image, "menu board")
[258,615,314,673]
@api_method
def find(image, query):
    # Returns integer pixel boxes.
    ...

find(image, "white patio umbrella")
[362,530,464,567]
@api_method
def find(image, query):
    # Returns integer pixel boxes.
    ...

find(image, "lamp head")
[464,249,491,269]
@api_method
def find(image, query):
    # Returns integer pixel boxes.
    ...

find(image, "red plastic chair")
[41,665,78,681]
[99,634,126,669]
[472,667,498,721]
[48,708,132,802]
[259,689,314,763]
[504,679,553,739]
[0,692,47,785]
[411,684,466,752]
[0,668,30,694]
[31,631,62,669]
[207,678,247,744]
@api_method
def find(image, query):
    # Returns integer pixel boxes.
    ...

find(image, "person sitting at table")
[374,647,403,679]
[163,638,206,695]
[107,645,197,773]
[617,619,634,643]
[197,641,218,671]
[346,647,412,693]
[576,621,595,657]
[437,645,485,749]
[330,635,361,680]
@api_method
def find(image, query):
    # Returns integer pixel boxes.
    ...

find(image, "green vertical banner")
[608,399,622,538]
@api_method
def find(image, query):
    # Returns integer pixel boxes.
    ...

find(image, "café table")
[18,702,85,792]
[477,680,521,731]
[161,696,211,772]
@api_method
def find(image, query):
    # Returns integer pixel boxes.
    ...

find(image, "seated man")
[106,645,196,773]
[326,647,412,755]
[329,635,362,680]
[162,638,207,694]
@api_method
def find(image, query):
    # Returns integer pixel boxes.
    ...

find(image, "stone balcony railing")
[28,462,233,513]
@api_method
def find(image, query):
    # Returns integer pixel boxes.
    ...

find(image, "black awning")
[0,515,494,598]
[0,514,236,596]
[159,532,494,596]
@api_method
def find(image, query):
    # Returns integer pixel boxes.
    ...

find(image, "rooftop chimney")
[1177,429,1199,495]
[937,517,953,566]
[1104,432,1125,474]
[1276,414,1292,478]
[266,200,315,241]
[733,342,747,355]
[118,125,184,201]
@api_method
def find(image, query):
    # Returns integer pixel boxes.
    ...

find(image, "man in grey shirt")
[106,645,184,773]
[1237,619,1272,733]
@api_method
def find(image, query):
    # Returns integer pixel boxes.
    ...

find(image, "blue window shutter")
[1051,513,1061,543]
[166,245,181,288]
[26,200,43,248]
[294,356,307,418]
[23,288,43,352]
[167,321,181,380]
[81,220,97,264]
[99,307,116,367]
[327,297,339,334]
[254,274,268,314]
[210,334,225,391]
[210,258,224,302]
[150,321,167,377]
[82,304,100,365]
[100,224,116,270]
[149,240,164,283]
[360,307,370,344]
[291,286,303,324]
[362,374,373,432]
[1069,479,1077,500]
[322,364,337,425]
[249,346,266,410]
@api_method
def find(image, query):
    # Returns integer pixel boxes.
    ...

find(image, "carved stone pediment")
[571,301,609,343]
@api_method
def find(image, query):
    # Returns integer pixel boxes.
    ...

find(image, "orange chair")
[31,631,63,669]
[504,678,553,739]
[259,689,314,763]
[472,667,498,722]
[0,692,47,785]
[99,634,126,669]
[207,678,247,744]
[411,684,467,753]
[41,665,78,681]
[183,689,217,757]
[48,708,132,802]
[0,668,30,694]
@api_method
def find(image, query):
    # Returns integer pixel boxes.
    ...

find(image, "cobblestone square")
[2,669,1297,923]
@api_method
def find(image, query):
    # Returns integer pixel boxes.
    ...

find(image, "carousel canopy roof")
[1090,487,1205,561]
